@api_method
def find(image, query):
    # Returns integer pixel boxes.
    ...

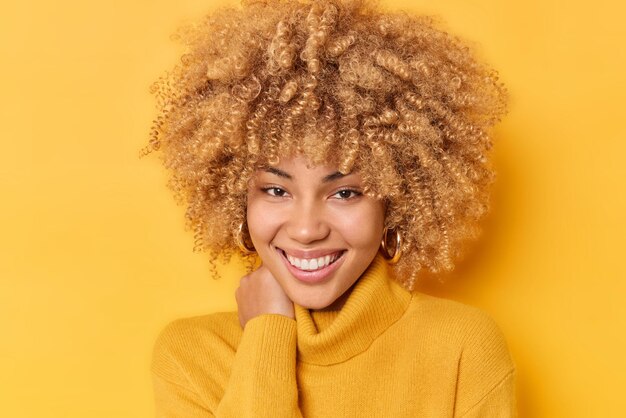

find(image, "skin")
[236,155,386,328]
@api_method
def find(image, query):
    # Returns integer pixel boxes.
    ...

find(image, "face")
[246,155,385,310]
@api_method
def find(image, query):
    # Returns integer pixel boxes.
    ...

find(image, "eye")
[332,189,362,200]
[262,187,288,197]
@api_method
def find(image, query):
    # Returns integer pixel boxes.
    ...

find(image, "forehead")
[254,155,361,183]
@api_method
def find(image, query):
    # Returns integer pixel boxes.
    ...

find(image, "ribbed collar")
[294,254,413,365]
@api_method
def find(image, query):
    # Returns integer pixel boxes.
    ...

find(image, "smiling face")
[246,155,386,311]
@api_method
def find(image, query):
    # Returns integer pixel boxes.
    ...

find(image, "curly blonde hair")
[141,0,507,290]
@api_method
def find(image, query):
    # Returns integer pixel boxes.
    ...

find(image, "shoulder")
[406,292,511,352]
[151,311,241,382]
[406,293,516,415]
[153,311,240,345]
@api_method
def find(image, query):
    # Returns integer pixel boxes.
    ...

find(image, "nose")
[286,199,330,245]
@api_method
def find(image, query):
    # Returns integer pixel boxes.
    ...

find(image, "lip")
[275,246,346,284]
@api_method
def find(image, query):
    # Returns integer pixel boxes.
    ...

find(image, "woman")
[144,0,516,416]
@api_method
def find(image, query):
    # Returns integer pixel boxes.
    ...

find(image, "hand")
[235,264,295,329]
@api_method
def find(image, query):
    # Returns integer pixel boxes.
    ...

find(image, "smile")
[275,247,346,284]
[284,251,343,271]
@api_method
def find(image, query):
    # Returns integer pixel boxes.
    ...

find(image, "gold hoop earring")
[380,227,402,264]
[235,222,256,254]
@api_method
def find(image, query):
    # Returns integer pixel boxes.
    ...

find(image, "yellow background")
[1,0,624,416]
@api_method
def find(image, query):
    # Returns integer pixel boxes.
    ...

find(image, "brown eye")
[263,187,288,197]
[332,189,361,200]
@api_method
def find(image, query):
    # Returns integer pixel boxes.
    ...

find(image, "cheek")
[246,199,281,246]
[336,204,385,248]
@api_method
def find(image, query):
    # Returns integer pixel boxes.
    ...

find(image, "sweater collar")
[294,254,412,365]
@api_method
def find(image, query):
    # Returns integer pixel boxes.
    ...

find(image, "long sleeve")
[151,313,303,418]
[453,309,517,418]
[215,314,303,418]
[152,372,214,417]
[460,370,517,418]
[151,318,215,418]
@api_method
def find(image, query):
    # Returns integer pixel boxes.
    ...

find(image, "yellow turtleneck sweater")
[151,256,516,417]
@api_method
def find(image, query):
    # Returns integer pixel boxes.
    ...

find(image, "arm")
[215,263,304,417]
[151,314,304,418]
[152,261,304,417]
[454,311,517,418]
[215,314,303,418]
[151,320,215,418]
[152,372,215,418]
[459,370,517,418]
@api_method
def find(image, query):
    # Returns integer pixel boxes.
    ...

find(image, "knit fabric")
[151,255,517,417]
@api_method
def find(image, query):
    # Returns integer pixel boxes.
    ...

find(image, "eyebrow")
[263,167,348,183]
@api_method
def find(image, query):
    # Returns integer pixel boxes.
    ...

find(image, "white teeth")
[284,251,342,271]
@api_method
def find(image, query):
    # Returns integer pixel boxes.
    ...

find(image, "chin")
[289,292,335,310]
